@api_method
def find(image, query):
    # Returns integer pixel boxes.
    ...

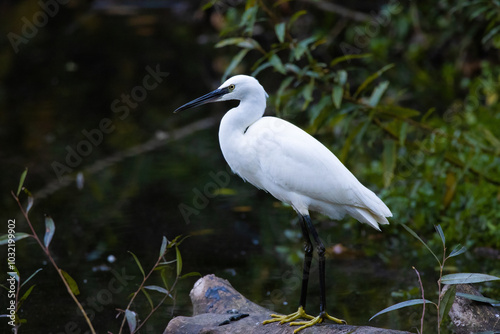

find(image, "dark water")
[1,1,497,334]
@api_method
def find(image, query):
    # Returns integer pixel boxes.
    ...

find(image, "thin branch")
[412,266,425,334]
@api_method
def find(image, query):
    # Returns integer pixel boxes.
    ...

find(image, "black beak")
[174,87,229,113]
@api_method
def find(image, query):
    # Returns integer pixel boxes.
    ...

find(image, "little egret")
[174,75,392,333]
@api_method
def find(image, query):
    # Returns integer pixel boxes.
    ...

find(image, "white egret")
[174,75,392,333]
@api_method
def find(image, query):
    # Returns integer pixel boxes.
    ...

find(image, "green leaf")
[17,168,28,197]
[399,121,408,146]
[332,85,343,109]
[159,236,167,258]
[370,299,434,321]
[180,272,202,279]
[215,37,261,50]
[44,215,56,248]
[439,285,456,326]
[376,105,421,118]
[441,273,500,285]
[144,285,170,295]
[175,246,182,277]
[26,195,34,213]
[275,22,286,43]
[449,244,467,258]
[456,292,499,304]
[125,310,137,333]
[435,225,445,245]
[330,53,372,67]
[269,53,286,74]
[368,81,389,107]
[353,64,394,99]
[60,269,80,296]
[21,268,42,288]
[141,287,154,310]
[222,49,249,81]
[0,233,31,245]
[128,251,145,278]
[382,139,396,188]
[288,10,307,28]
[400,223,441,266]
[18,284,36,308]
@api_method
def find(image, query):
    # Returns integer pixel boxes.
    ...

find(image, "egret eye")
[228,84,235,91]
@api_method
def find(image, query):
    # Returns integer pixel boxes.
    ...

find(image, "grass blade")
[370,299,434,321]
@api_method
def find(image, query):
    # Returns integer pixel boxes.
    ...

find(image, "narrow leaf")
[175,246,182,277]
[18,284,36,307]
[354,64,394,98]
[21,268,43,288]
[60,269,80,295]
[0,233,31,245]
[275,22,286,43]
[377,105,421,118]
[456,292,500,304]
[400,223,441,266]
[332,85,343,109]
[26,195,34,213]
[125,310,137,333]
[128,251,145,278]
[159,236,168,258]
[16,168,28,196]
[382,139,396,188]
[269,53,286,74]
[180,271,202,279]
[370,299,434,321]
[222,49,249,81]
[439,285,456,325]
[141,287,154,310]
[330,53,372,67]
[435,225,445,245]
[288,10,307,28]
[441,273,500,285]
[449,244,467,258]
[369,81,389,107]
[144,285,170,295]
[44,215,56,248]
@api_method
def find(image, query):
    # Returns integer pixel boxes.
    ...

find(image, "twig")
[11,191,96,334]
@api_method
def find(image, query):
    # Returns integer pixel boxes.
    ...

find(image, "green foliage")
[210,0,500,252]
[371,225,499,333]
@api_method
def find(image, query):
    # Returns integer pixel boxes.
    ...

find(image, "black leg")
[303,215,327,315]
[298,214,313,309]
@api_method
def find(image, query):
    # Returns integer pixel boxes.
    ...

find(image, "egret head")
[174,75,268,113]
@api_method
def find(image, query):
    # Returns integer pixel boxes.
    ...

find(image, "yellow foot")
[262,306,314,325]
[290,311,346,333]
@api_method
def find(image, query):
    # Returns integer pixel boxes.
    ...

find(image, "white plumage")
[174,74,392,332]
[206,75,391,230]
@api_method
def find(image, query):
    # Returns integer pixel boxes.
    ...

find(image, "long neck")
[218,92,266,167]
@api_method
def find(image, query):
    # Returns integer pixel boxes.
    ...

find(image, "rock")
[164,274,411,334]
[443,284,500,334]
